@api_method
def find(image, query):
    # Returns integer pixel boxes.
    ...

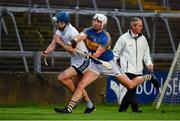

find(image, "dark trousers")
[119,73,141,112]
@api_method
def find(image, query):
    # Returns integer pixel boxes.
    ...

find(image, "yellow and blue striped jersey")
[83,27,114,63]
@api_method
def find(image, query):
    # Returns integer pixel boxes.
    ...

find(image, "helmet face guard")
[51,16,58,23]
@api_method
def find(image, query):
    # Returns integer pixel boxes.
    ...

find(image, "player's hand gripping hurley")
[77,48,112,70]
[68,40,112,70]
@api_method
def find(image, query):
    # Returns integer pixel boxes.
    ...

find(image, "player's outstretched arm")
[68,32,87,49]
[42,38,56,56]
[74,32,87,42]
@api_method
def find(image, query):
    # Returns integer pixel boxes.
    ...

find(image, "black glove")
[70,39,77,48]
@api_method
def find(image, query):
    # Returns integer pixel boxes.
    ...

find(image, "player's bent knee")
[58,73,65,82]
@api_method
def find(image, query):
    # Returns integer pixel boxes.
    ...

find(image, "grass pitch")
[0,104,179,120]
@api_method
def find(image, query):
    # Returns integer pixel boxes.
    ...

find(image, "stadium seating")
[0,0,180,72]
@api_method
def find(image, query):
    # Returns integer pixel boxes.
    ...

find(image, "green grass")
[0,104,179,120]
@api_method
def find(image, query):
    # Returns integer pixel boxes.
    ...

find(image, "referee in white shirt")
[113,17,154,112]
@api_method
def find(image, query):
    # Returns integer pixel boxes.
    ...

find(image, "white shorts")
[89,60,124,77]
[71,57,90,75]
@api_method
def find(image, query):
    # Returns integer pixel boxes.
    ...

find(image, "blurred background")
[0,0,179,105]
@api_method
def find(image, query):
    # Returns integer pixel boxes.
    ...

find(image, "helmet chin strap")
[101,23,105,29]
